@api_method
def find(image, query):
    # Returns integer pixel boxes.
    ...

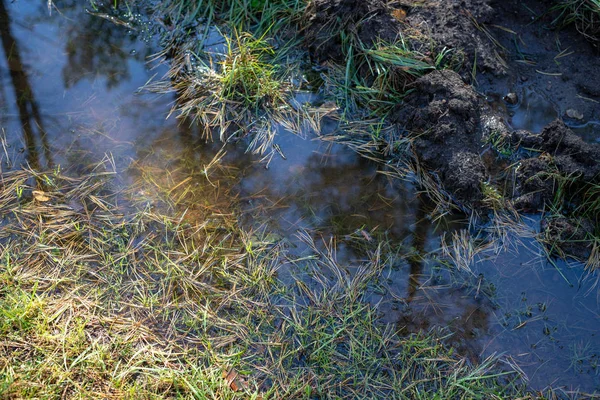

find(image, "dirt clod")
[565,109,584,120]
[539,120,600,180]
[392,70,486,202]
[304,0,400,63]
[504,93,518,105]
[404,0,506,75]
[444,152,487,202]
[541,216,595,260]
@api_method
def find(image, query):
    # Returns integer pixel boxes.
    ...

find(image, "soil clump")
[391,70,488,204]
[304,0,507,75]
[304,0,400,63]
[403,0,506,75]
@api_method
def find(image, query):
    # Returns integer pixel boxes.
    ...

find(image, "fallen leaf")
[32,190,50,202]
[391,8,407,22]
[222,368,247,392]
[539,152,553,162]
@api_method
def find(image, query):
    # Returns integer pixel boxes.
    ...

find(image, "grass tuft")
[551,0,600,42]
[137,0,309,155]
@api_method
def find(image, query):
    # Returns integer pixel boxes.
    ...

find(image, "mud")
[403,0,506,75]
[304,0,400,63]
[305,0,507,74]
[512,120,600,209]
[305,0,600,259]
[481,0,600,123]
[391,70,488,203]
[394,70,600,224]
[541,216,596,260]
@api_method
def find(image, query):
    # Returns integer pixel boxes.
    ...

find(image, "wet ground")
[481,0,600,126]
[1,0,599,394]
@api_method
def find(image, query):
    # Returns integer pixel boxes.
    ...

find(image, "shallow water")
[488,86,600,143]
[487,87,558,133]
[1,0,599,393]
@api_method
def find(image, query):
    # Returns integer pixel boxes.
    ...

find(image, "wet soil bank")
[306,0,600,260]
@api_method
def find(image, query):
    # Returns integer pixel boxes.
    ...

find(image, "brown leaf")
[32,190,50,202]
[222,368,247,392]
[391,8,407,22]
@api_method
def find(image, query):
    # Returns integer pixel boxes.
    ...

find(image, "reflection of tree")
[248,143,408,236]
[0,0,52,170]
[0,68,8,127]
[176,112,201,166]
[12,0,144,89]
[407,194,428,304]
[61,5,135,89]
[26,0,153,90]
[398,196,492,361]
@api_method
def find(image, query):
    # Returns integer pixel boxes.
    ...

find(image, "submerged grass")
[0,154,535,398]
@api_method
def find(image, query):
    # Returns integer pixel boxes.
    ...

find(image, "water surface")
[1,0,598,393]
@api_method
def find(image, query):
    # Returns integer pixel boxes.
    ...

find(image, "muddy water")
[487,86,600,143]
[487,88,558,133]
[1,0,599,394]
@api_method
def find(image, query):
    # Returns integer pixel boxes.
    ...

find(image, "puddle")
[487,86,600,143]
[569,121,600,144]
[1,0,599,393]
[487,87,558,133]
[464,224,600,391]
[0,0,170,172]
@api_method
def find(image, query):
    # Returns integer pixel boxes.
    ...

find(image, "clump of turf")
[142,0,308,155]
[155,30,294,155]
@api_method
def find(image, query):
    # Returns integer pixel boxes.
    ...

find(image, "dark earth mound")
[512,120,600,210]
[391,70,488,204]
[304,0,400,63]
[304,0,507,75]
[404,0,507,75]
